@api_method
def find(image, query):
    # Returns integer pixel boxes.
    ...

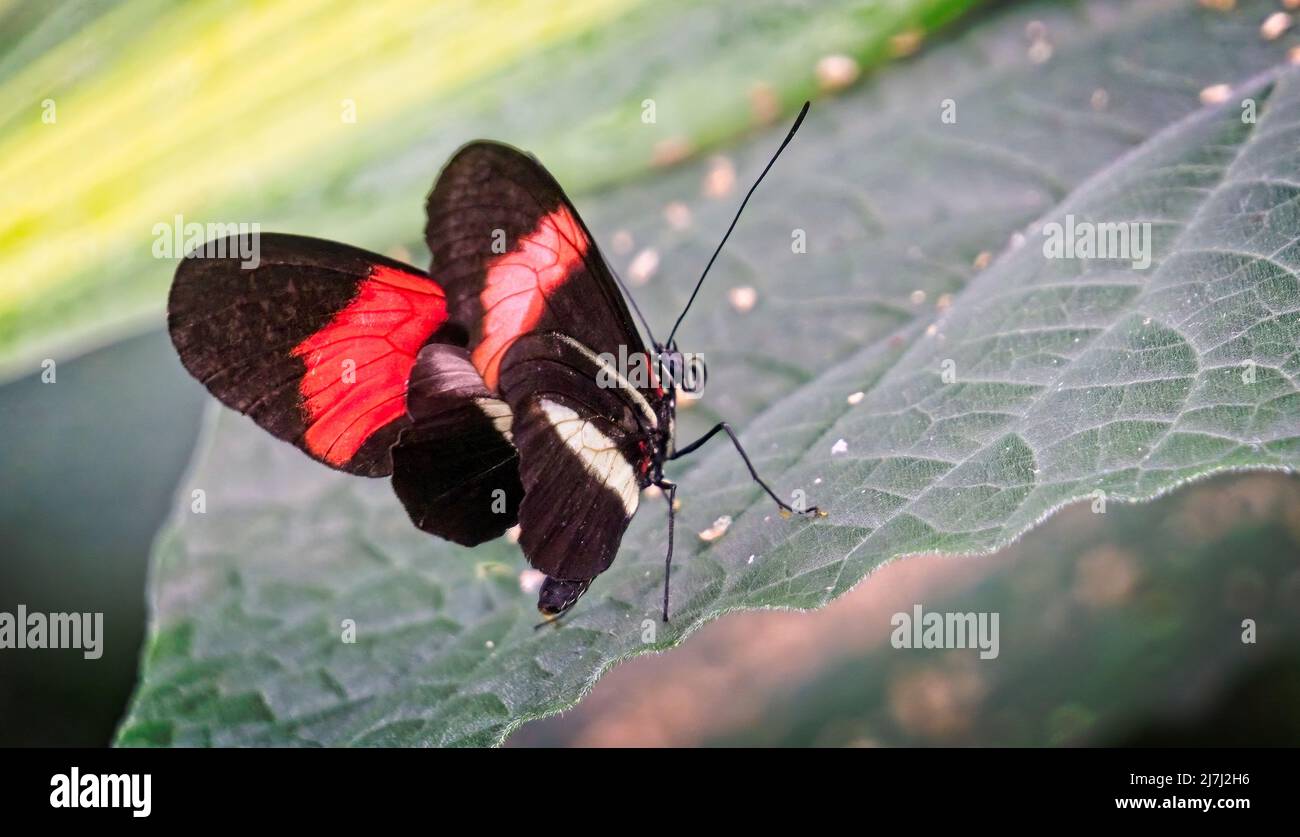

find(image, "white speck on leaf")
[1261,12,1292,41]
[628,248,659,285]
[1200,83,1231,105]
[728,285,758,312]
[611,230,634,256]
[698,516,733,542]
[703,156,736,198]
[518,568,544,594]
[816,54,860,91]
[664,201,691,230]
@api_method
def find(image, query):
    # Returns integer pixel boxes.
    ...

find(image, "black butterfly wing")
[497,332,656,582]
[169,234,457,476]
[168,233,524,544]
[391,344,523,546]
[424,140,649,390]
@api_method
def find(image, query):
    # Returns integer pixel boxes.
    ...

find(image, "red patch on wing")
[473,205,588,389]
[292,264,446,466]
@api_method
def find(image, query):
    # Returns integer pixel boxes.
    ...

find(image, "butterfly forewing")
[425,141,649,389]
[169,234,461,476]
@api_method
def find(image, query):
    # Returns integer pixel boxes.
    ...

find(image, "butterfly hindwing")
[497,332,657,581]
[168,233,456,476]
[391,344,524,546]
[425,141,649,392]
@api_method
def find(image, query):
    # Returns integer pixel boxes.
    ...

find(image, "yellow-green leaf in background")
[0,0,980,383]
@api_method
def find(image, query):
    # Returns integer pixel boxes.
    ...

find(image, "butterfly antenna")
[665,100,810,348]
[609,264,660,348]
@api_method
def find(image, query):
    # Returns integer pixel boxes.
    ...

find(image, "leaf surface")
[120,0,1300,746]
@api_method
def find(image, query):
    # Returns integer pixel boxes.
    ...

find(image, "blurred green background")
[0,0,976,383]
[2,0,1298,747]
[510,471,1300,747]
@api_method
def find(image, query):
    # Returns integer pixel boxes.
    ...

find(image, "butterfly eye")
[658,350,688,389]
[682,353,707,395]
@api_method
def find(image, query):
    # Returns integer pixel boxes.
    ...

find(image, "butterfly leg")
[655,479,678,622]
[670,422,823,518]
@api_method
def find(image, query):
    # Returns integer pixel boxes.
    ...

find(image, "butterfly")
[168,102,820,623]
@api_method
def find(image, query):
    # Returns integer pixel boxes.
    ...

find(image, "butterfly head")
[537,576,593,618]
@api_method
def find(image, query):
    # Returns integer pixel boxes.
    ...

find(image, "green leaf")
[0,0,978,383]
[120,0,1300,746]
